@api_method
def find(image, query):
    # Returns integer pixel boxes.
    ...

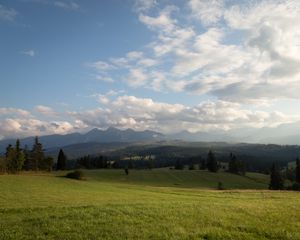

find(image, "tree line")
[1,137,299,191]
[174,150,245,175]
[269,157,300,190]
[0,138,70,173]
[0,137,54,173]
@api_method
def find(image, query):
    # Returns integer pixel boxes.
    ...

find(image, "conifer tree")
[296,157,300,183]
[23,145,30,170]
[31,136,44,171]
[228,152,239,174]
[5,141,24,173]
[5,144,13,159]
[207,150,218,172]
[175,159,184,170]
[269,163,284,190]
[57,149,67,170]
[5,144,15,173]
[14,139,25,172]
[228,153,245,175]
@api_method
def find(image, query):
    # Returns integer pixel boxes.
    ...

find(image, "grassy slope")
[85,169,269,189]
[0,170,299,240]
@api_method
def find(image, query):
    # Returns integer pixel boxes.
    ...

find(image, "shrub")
[66,170,85,180]
[189,164,196,170]
[217,182,224,190]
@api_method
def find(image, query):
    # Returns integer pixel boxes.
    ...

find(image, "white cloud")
[34,105,57,117]
[93,94,110,105]
[137,58,158,67]
[1,96,299,139]
[0,4,17,21]
[0,118,75,139]
[126,51,144,60]
[86,0,300,105]
[94,75,114,83]
[54,1,79,10]
[124,69,148,87]
[109,57,129,68]
[0,108,31,117]
[139,5,178,33]
[88,61,114,71]
[21,49,36,57]
[22,0,80,11]
[134,0,157,12]
[188,0,224,26]
[68,95,299,133]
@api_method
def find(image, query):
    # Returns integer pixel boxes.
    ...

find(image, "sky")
[1,0,300,139]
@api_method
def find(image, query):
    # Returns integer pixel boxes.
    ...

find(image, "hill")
[0,170,299,240]
[83,169,269,189]
[45,141,300,171]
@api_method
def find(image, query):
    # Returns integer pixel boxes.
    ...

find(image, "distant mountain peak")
[106,126,119,132]
[87,128,101,133]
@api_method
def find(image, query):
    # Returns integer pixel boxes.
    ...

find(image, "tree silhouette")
[5,140,25,173]
[207,150,218,172]
[31,136,44,171]
[14,139,25,172]
[228,152,238,174]
[175,159,184,170]
[57,149,67,170]
[228,153,245,175]
[296,157,300,183]
[269,163,284,190]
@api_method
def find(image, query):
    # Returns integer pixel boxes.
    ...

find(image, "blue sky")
[1,0,300,139]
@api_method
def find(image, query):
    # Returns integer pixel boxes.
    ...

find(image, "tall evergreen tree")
[23,145,30,170]
[207,150,218,172]
[5,144,15,173]
[296,157,300,183]
[175,159,184,170]
[57,149,67,170]
[14,139,25,172]
[228,152,239,174]
[5,144,13,158]
[228,153,245,175]
[269,163,284,190]
[31,136,44,171]
[5,141,24,173]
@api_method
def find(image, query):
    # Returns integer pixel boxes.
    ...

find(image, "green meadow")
[0,170,299,240]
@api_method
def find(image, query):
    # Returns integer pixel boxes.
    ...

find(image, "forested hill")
[42,141,300,171]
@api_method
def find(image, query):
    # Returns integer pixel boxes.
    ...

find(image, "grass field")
[0,170,299,240]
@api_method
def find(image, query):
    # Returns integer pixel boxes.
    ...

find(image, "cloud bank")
[90,0,300,103]
[1,95,299,139]
[2,0,300,139]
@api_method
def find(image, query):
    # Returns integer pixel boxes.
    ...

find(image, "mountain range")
[1,122,300,157]
[0,127,164,153]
